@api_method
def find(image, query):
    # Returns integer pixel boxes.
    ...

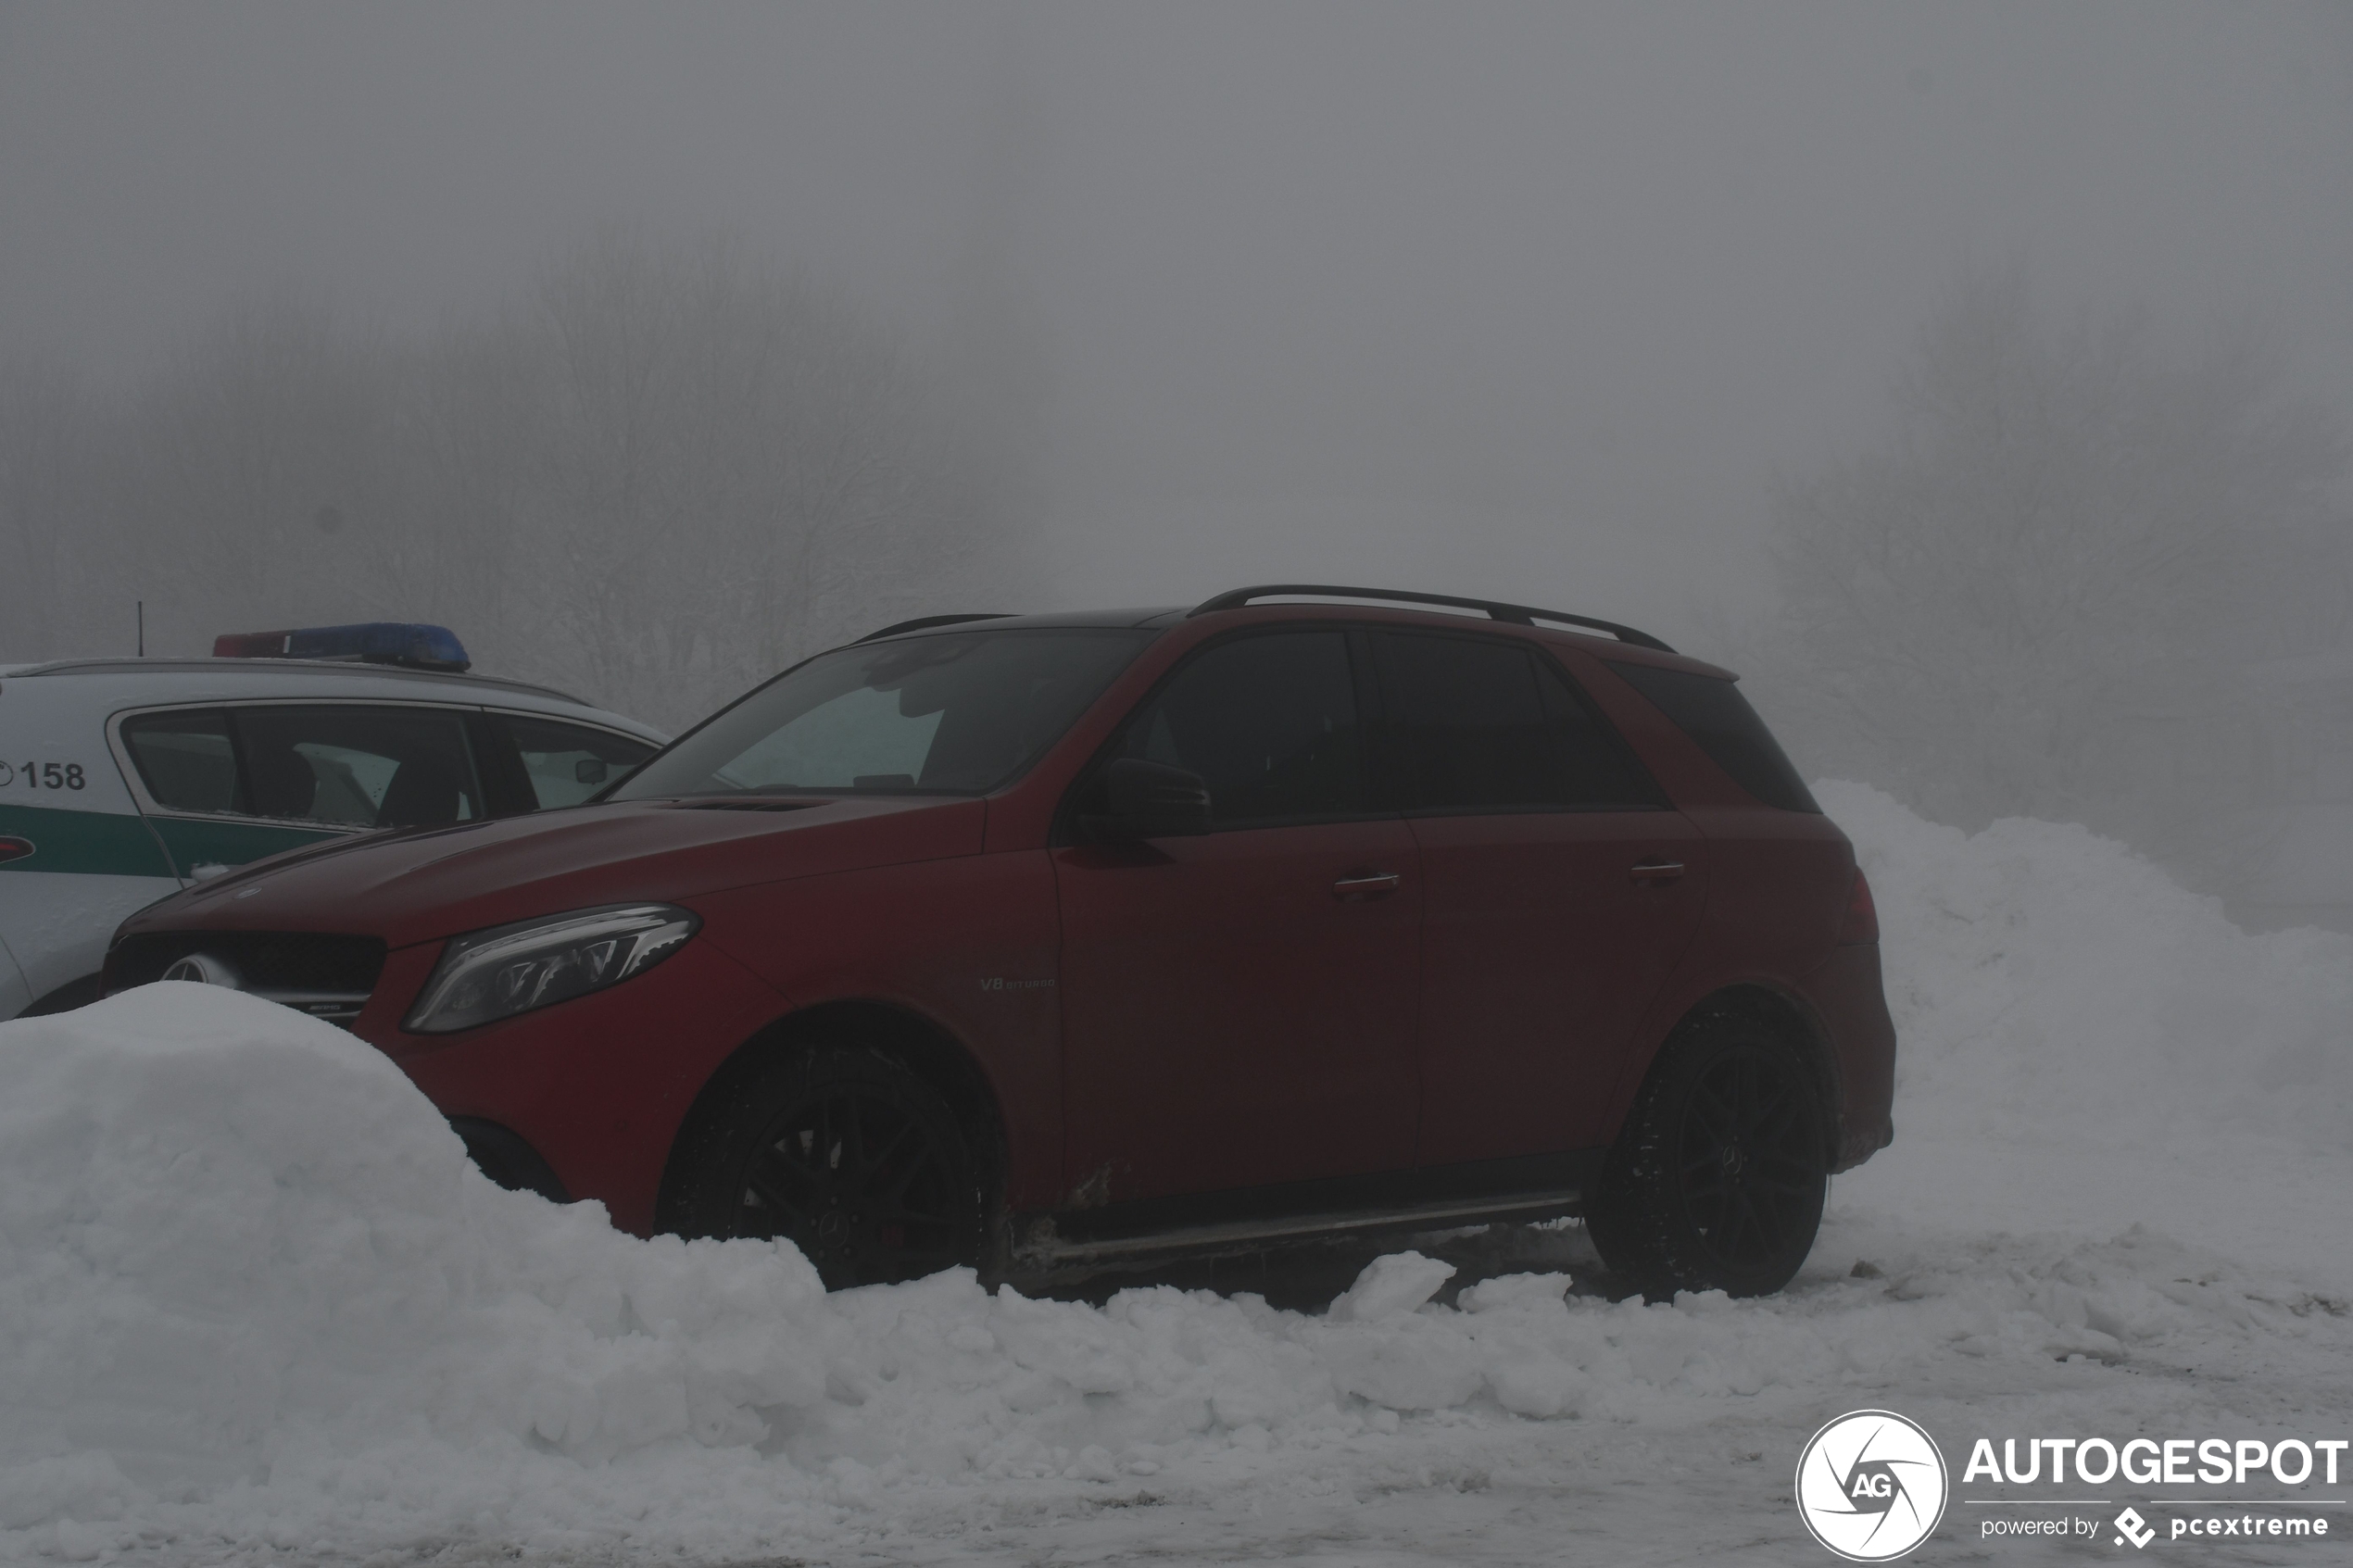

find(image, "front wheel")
[1585,1012,1830,1298]
[671,1047,988,1290]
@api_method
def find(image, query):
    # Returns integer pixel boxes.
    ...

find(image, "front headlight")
[404,903,700,1035]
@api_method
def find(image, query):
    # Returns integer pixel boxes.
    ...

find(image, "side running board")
[1016,1188,1587,1272]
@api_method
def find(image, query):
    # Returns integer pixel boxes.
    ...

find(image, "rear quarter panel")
[1557,645,1886,1157]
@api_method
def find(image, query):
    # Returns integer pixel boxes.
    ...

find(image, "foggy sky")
[5,1,2349,649]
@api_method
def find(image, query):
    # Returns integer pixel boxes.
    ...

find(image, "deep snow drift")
[1818,779,2353,1289]
[1,784,2347,1564]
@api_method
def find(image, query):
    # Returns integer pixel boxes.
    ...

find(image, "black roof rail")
[855,613,1015,643]
[1187,584,1676,653]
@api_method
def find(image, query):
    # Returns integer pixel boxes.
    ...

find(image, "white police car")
[0,623,666,1019]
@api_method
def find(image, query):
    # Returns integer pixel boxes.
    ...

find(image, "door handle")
[1629,859,1685,884]
[1332,871,1403,899]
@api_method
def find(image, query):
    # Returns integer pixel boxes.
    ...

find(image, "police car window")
[122,706,484,827]
[504,717,656,809]
[121,711,241,814]
[612,628,1152,798]
[230,707,485,828]
[289,742,392,824]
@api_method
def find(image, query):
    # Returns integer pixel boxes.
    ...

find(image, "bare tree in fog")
[124,297,404,637]
[0,234,1016,729]
[1766,271,2347,884]
[521,232,965,723]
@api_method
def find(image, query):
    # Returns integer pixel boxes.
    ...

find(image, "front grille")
[106,932,387,1026]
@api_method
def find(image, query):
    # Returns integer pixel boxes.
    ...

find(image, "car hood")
[118,796,988,949]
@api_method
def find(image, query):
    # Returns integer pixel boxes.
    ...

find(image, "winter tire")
[1586,1010,1830,1299]
[673,1046,988,1290]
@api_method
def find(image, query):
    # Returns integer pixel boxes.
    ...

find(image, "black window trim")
[1359,623,1671,819]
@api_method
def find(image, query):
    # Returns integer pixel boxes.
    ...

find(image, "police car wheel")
[1586,1011,1829,1299]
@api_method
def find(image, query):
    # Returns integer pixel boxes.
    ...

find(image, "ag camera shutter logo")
[1796,1410,1950,1561]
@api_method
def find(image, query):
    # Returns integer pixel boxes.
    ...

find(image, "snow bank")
[1821,779,2353,1153]
[0,985,837,1549]
[2,787,2348,1561]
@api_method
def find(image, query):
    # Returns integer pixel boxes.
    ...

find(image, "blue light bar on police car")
[212,622,472,672]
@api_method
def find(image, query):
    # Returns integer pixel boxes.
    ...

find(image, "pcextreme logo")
[1796,1410,1952,1562]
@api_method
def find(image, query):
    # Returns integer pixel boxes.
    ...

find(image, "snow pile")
[794,1226,2345,1475]
[1822,779,2353,1152]
[0,986,837,1545]
[1,787,2348,1560]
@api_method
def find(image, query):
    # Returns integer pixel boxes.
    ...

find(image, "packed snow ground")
[0,784,2347,1566]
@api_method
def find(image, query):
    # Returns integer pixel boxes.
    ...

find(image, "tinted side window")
[1117,631,1370,827]
[1374,633,1660,813]
[233,707,486,828]
[121,710,242,814]
[122,706,487,827]
[1604,661,1819,813]
[1530,656,1666,808]
[503,717,656,809]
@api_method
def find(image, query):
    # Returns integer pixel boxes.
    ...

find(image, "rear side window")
[1373,633,1661,813]
[1604,662,1819,813]
[503,717,656,808]
[1115,630,1371,827]
[120,706,488,828]
[120,711,241,814]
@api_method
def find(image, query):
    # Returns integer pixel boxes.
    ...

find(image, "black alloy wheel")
[676,1047,987,1290]
[1673,1042,1825,1271]
[1586,1011,1830,1298]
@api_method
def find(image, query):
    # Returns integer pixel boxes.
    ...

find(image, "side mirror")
[575,758,610,785]
[1084,758,1212,841]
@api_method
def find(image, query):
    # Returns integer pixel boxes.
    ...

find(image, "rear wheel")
[673,1047,988,1290]
[1586,1010,1829,1298]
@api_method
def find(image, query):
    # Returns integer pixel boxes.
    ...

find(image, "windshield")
[611,628,1154,799]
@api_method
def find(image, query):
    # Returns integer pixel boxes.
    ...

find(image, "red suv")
[107,588,1894,1298]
